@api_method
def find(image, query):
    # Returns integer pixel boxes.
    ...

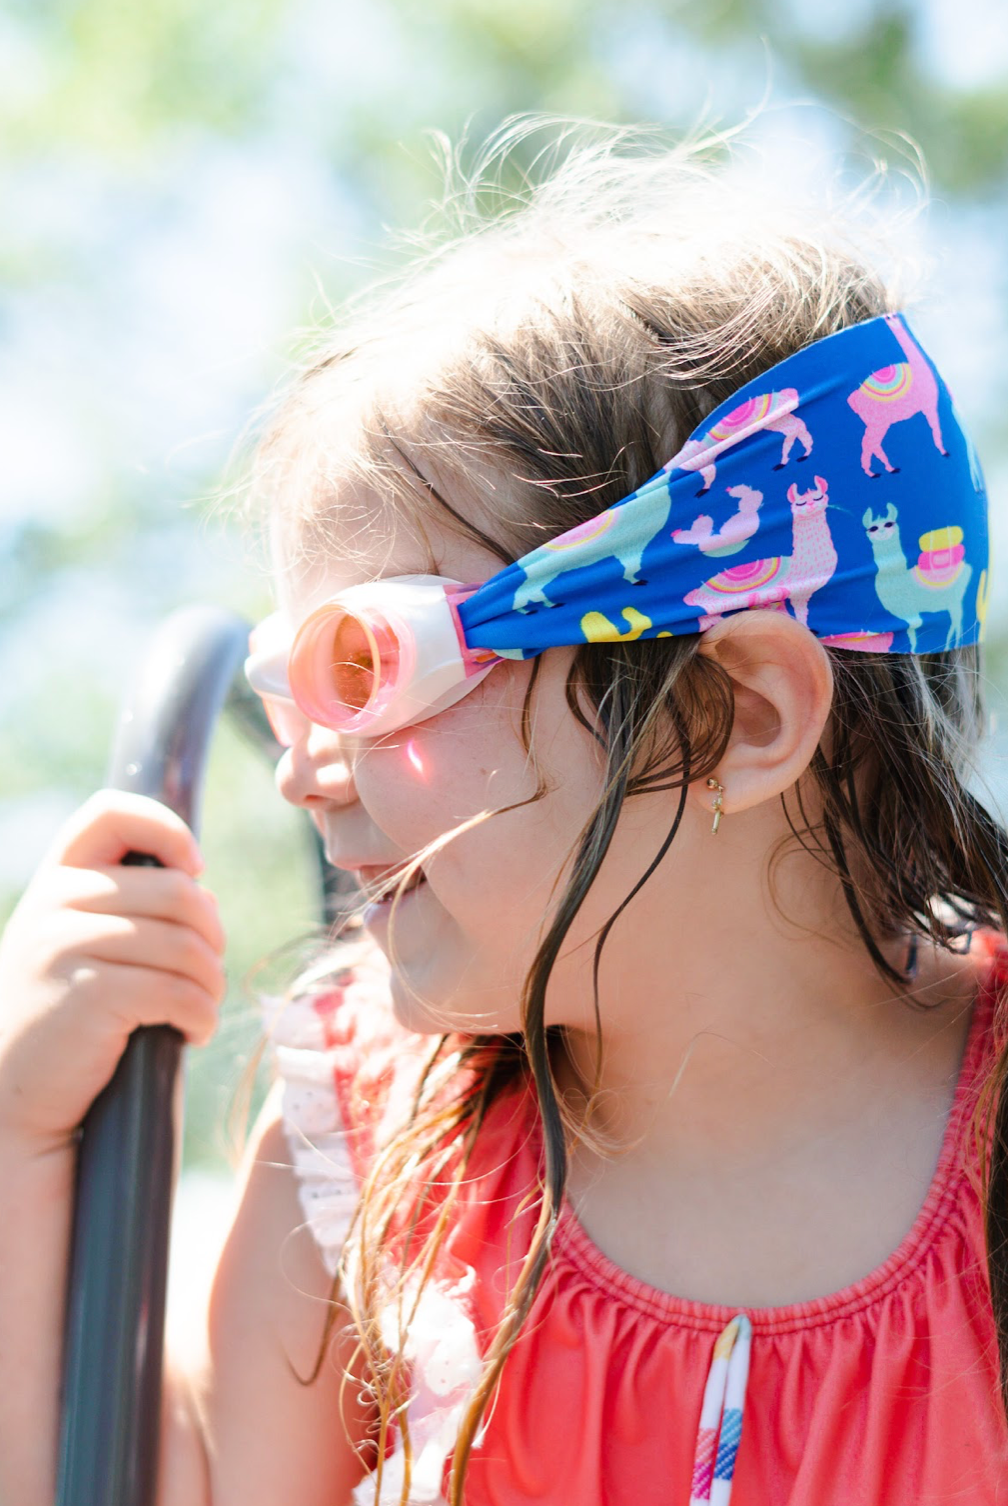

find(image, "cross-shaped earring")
[706,776,725,834]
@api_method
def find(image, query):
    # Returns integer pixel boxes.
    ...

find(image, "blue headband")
[454,314,989,659]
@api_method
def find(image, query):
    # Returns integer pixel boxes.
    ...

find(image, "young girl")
[2,126,1007,1506]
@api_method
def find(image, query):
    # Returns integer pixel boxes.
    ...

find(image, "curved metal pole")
[56,606,251,1506]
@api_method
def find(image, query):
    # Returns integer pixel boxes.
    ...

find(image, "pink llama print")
[821,630,895,652]
[684,475,838,629]
[847,315,948,477]
[668,389,813,495]
[672,484,763,557]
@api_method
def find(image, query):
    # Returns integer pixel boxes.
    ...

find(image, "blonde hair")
[247,121,1008,1503]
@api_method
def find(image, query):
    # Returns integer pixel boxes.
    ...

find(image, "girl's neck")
[554,822,982,1178]
[553,901,982,1307]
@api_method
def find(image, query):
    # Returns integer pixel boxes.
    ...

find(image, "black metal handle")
[56,606,251,1506]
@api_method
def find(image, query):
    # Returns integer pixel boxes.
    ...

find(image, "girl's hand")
[0,790,226,1155]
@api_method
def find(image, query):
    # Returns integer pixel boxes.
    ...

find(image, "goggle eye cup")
[245,615,305,747]
[248,576,493,743]
[288,602,400,730]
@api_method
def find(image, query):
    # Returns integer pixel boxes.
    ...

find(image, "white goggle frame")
[244,575,502,741]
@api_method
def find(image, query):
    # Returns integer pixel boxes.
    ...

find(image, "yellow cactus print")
[580,606,652,642]
[976,568,990,642]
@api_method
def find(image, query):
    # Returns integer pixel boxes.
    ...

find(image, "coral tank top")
[264,931,1008,1505]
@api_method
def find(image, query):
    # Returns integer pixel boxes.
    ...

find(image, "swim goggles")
[245,312,989,742]
[244,575,502,742]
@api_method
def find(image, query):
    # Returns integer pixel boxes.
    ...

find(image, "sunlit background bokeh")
[3,0,1008,1332]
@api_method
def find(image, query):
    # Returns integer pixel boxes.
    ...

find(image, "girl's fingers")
[0,794,227,1148]
[58,911,227,1005]
[44,790,204,877]
[44,864,226,955]
[73,960,223,1047]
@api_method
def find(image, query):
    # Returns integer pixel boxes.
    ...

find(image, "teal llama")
[508,472,673,613]
[861,504,972,651]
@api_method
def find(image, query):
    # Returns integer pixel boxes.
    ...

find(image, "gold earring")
[706,776,724,834]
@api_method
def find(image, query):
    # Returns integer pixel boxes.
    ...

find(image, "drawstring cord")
[689,1313,752,1505]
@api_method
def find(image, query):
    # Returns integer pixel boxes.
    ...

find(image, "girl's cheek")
[356,713,520,844]
[355,657,576,855]
[398,670,534,795]
[394,732,439,789]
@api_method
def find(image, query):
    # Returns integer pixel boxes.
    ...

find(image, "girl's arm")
[0,1091,376,1506]
[0,1134,80,1506]
[0,790,222,1506]
[0,792,375,1506]
[178,1081,377,1506]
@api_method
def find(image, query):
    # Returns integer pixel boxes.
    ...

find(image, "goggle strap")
[446,584,503,677]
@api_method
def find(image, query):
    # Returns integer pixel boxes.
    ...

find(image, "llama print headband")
[455,313,990,659]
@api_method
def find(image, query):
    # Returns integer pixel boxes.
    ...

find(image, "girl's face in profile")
[272,501,600,1036]
[272,492,707,1039]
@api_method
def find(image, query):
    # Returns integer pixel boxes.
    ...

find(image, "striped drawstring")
[689,1313,752,1505]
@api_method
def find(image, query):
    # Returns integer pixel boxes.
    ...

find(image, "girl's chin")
[385,955,522,1039]
[385,964,469,1036]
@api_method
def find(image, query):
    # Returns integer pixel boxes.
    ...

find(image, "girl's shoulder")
[259,940,437,1274]
[960,926,1008,1114]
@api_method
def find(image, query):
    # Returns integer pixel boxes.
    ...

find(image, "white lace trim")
[261,967,483,1504]
[260,988,359,1277]
[350,1268,482,1505]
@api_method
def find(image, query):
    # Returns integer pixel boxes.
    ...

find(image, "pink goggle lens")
[288,602,402,730]
[329,612,379,711]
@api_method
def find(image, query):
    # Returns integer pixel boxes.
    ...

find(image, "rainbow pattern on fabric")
[859,364,912,402]
[703,558,784,594]
[542,511,617,551]
[708,392,777,441]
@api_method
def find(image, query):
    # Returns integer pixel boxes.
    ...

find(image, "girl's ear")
[692,610,834,817]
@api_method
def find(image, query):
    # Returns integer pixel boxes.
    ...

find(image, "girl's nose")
[274,723,359,810]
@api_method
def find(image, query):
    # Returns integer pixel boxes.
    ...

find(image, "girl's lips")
[352,863,418,890]
[361,873,429,929]
[323,856,411,886]
[322,851,428,905]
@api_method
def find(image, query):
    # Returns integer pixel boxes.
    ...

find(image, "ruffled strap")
[259,980,363,1276]
[258,945,424,1271]
[261,954,483,1505]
